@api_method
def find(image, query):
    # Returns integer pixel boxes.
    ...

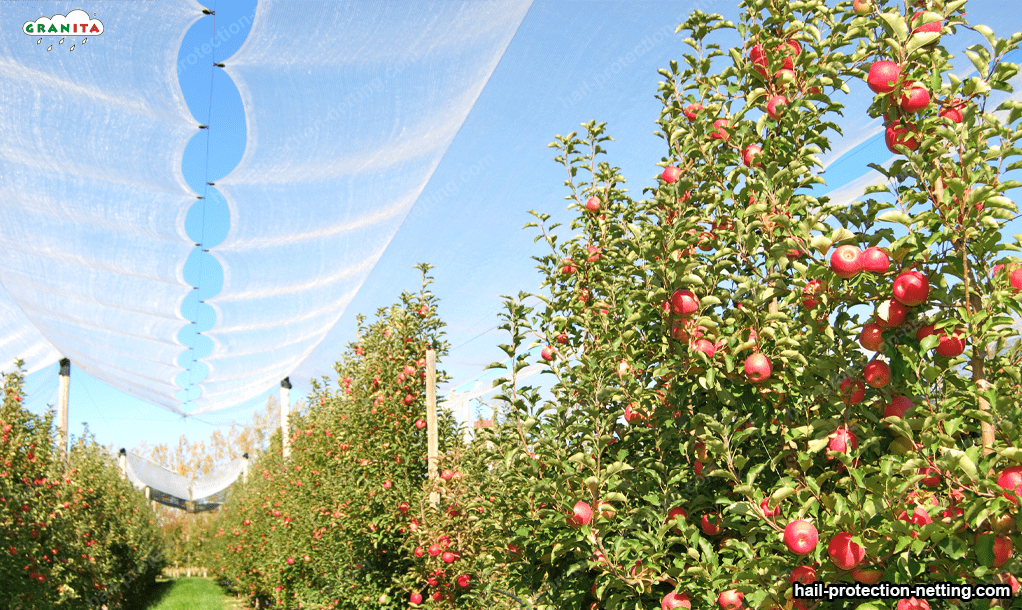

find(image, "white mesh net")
[0,1,204,413]
[194,0,532,412]
[124,451,246,505]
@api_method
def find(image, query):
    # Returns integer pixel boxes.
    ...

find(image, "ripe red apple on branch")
[718,589,744,610]
[830,245,863,279]
[784,520,818,555]
[828,532,866,570]
[662,591,691,610]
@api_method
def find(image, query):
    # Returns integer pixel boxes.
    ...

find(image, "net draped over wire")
[0,0,531,414]
[124,451,246,511]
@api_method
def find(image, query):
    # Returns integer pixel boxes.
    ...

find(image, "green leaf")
[965,48,990,79]
[907,32,940,55]
[943,448,978,482]
[877,210,913,226]
[605,461,633,477]
[974,24,997,47]
[808,438,830,453]
[771,486,797,505]
[810,235,832,255]
[878,12,909,42]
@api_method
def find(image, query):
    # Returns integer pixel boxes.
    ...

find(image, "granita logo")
[23,9,104,36]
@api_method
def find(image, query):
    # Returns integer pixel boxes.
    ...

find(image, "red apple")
[541,346,555,361]
[828,532,865,570]
[442,550,457,563]
[860,246,890,273]
[802,280,826,309]
[410,592,423,605]
[840,377,865,404]
[996,573,1021,595]
[883,395,914,418]
[767,95,788,119]
[457,574,470,588]
[415,419,426,429]
[916,324,935,342]
[561,260,576,274]
[662,592,692,610]
[711,119,730,141]
[749,44,768,74]
[662,166,682,184]
[868,60,901,94]
[414,546,425,558]
[995,536,1013,567]
[671,290,699,317]
[760,496,780,517]
[718,589,744,610]
[875,299,909,328]
[784,520,819,555]
[829,425,859,454]
[863,360,891,388]
[585,196,601,213]
[667,506,688,533]
[852,0,873,14]
[790,565,817,585]
[939,102,964,124]
[744,353,772,383]
[893,270,929,306]
[774,68,797,86]
[886,120,919,153]
[897,504,933,535]
[830,245,863,279]
[897,598,930,610]
[919,467,940,487]
[692,338,716,358]
[596,501,615,520]
[743,144,762,167]
[556,333,568,344]
[911,11,942,34]
[1010,267,1022,293]
[859,323,885,351]
[684,104,703,121]
[935,328,966,358]
[428,544,441,557]
[701,513,722,535]
[899,81,931,113]
[624,403,645,425]
[697,231,716,251]
[998,465,1022,504]
[441,469,455,481]
[851,566,884,584]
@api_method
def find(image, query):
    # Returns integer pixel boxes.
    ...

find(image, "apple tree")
[206,265,464,610]
[480,1,1022,609]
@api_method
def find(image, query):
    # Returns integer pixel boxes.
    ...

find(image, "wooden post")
[425,349,439,507]
[280,378,292,459]
[118,448,126,480]
[57,359,70,459]
[241,452,249,484]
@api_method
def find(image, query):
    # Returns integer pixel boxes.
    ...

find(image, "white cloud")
[23,9,104,36]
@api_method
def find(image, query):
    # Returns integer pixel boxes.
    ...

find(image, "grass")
[141,578,230,610]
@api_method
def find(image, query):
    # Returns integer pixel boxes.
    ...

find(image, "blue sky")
[17,1,1022,457]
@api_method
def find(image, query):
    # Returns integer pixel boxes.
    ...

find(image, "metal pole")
[57,359,70,459]
[425,349,438,507]
[280,378,291,459]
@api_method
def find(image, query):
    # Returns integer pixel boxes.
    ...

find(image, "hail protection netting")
[194,0,533,412]
[124,451,245,510]
[0,2,203,412]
